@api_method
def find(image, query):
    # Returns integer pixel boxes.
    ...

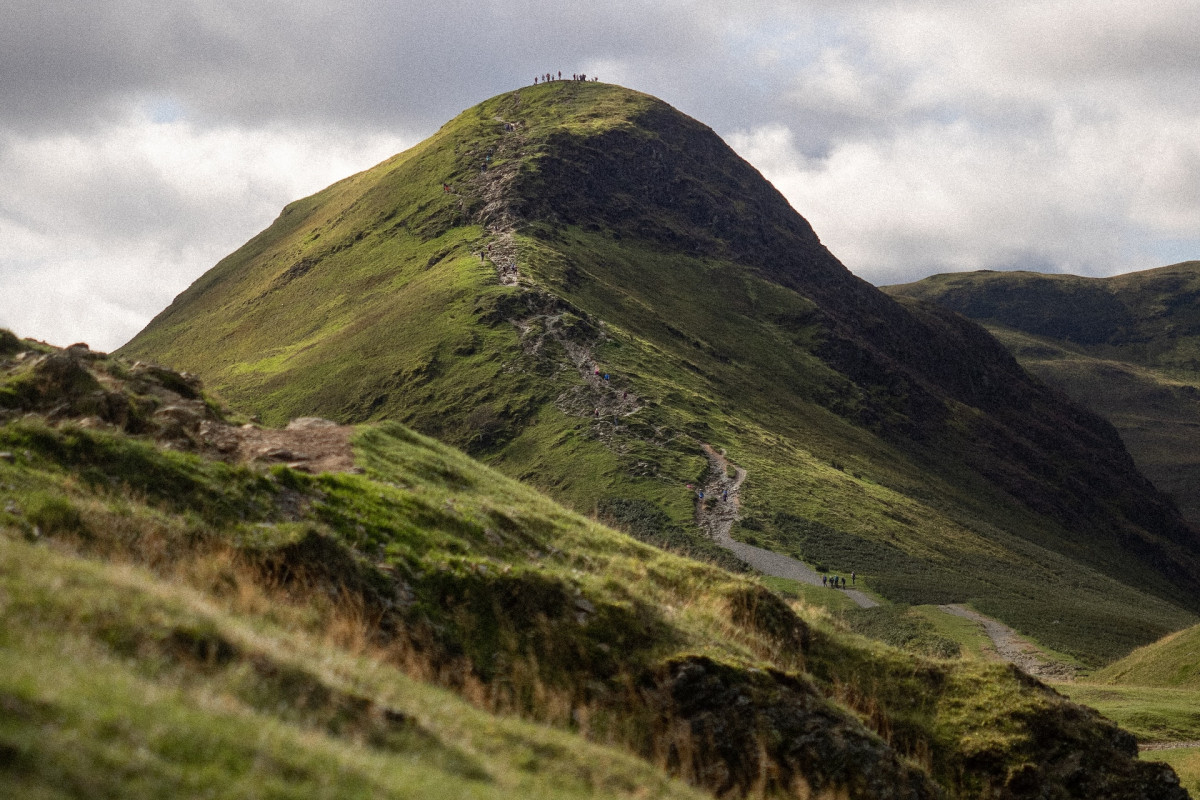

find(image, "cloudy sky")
[3,1,1199,351]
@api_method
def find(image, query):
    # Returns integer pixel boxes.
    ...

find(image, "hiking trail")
[1139,741,1200,752]
[697,445,877,609]
[456,94,648,444]
[937,604,1076,682]
[199,417,359,475]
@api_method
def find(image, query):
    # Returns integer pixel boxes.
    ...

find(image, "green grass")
[1062,685,1200,743]
[1,380,1191,797]
[113,81,1200,675]
[909,605,994,661]
[1092,622,1200,689]
[0,536,705,800]
[759,576,859,615]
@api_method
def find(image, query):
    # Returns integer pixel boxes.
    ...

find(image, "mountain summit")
[122,82,1200,664]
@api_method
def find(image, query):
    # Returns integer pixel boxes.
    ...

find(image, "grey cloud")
[2,0,1199,349]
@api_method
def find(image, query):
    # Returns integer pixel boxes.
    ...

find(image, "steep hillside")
[1092,622,1200,690]
[120,83,1200,665]
[885,263,1200,528]
[0,333,1189,799]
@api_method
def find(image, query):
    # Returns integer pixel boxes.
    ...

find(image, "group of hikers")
[822,572,855,589]
[534,71,597,84]
[590,365,634,417]
[687,485,731,503]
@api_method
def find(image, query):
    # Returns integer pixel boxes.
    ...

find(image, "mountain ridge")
[120,82,1200,665]
[885,262,1200,530]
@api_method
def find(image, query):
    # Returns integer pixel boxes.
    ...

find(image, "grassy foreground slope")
[1,336,1189,799]
[120,83,1200,666]
[885,263,1200,529]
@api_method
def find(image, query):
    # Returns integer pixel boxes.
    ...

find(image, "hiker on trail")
[698,490,704,500]
[558,71,561,79]
[594,367,600,376]
[534,76,538,85]
[442,183,449,193]
[723,489,728,502]
[851,571,856,585]
[822,575,827,587]
[603,373,609,381]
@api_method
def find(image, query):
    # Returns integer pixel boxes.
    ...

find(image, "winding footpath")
[937,604,1075,682]
[696,445,877,609]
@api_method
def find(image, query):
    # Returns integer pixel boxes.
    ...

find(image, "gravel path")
[1139,741,1200,752]
[696,445,877,609]
[938,604,1075,681]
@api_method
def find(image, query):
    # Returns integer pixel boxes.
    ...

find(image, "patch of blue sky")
[144,97,185,124]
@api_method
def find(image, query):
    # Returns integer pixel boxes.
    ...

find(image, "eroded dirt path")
[697,445,878,609]
[199,417,359,474]
[938,604,1075,682]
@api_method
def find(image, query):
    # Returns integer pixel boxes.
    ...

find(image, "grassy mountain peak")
[121,84,1200,671]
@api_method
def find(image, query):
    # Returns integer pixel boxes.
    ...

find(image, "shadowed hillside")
[886,263,1200,529]
[121,83,1200,666]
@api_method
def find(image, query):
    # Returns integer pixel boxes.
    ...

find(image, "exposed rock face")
[0,339,357,474]
[640,656,939,800]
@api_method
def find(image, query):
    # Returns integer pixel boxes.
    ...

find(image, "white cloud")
[726,0,1200,284]
[0,111,411,349]
[2,0,1200,346]
[730,107,1200,284]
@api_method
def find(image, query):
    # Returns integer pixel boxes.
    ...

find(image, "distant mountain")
[886,263,1200,530]
[121,83,1200,665]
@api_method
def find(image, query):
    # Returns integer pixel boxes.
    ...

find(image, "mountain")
[0,333,1189,799]
[120,82,1200,666]
[884,263,1200,529]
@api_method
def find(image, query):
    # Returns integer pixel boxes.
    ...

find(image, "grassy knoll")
[1,339,1188,796]
[1091,622,1200,689]
[0,538,704,800]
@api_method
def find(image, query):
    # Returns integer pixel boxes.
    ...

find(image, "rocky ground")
[0,339,358,476]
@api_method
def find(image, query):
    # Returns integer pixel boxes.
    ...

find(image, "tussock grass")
[3,409,1177,797]
[0,536,705,800]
